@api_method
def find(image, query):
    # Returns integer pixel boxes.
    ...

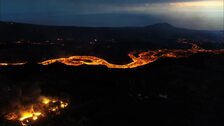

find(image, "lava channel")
[1,42,224,68]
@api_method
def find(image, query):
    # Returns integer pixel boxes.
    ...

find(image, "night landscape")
[0,0,224,126]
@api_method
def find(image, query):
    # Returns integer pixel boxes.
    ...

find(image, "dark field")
[1,53,224,126]
[0,22,224,126]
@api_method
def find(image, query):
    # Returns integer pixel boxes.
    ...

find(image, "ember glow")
[5,96,69,126]
[0,62,26,66]
[38,42,224,68]
[1,42,224,68]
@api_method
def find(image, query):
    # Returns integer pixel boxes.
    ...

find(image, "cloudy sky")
[0,0,223,30]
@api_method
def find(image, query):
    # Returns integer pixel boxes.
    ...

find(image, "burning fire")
[5,96,69,126]
[1,42,224,68]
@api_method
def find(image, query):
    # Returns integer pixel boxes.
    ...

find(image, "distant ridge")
[0,21,223,44]
[145,23,174,28]
[0,21,175,29]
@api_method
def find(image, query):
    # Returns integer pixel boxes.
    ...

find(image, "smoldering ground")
[0,80,41,115]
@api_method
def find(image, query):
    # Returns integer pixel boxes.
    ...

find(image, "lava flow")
[39,42,224,68]
[0,62,26,66]
[5,96,69,126]
[1,42,224,68]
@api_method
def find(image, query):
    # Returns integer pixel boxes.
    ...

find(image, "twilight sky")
[0,0,223,30]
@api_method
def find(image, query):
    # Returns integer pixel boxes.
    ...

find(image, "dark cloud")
[68,0,204,3]
[64,0,209,4]
[0,13,162,26]
[0,0,223,30]
[0,0,209,6]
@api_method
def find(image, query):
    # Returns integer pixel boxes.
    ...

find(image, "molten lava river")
[5,96,69,126]
[1,42,224,68]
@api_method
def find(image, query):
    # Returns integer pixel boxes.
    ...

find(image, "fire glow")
[5,96,69,126]
[0,62,26,66]
[39,42,224,68]
[1,42,224,68]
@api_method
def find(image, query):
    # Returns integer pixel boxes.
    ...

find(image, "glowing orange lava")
[5,96,69,126]
[1,42,224,68]
[0,62,26,66]
[38,42,224,68]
